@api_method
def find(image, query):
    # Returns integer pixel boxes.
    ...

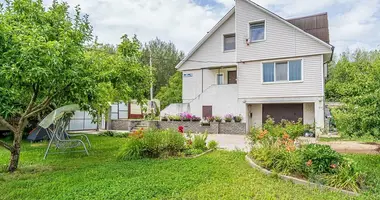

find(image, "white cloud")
[42,0,380,55]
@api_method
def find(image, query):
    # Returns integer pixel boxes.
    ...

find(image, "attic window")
[250,21,265,42]
[223,34,235,51]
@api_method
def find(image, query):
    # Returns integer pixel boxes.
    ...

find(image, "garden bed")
[245,155,358,196]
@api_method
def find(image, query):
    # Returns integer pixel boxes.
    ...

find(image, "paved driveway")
[207,134,250,152]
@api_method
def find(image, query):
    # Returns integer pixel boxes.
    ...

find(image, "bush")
[118,129,186,160]
[184,148,204,156]
[249,121,366,192]
[300,144,343,176]
[99,131,129,138]
[192,134,208,150]
[117,137,143,160]
[207,140,219,150]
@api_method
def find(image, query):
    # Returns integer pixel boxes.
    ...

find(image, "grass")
[0,135,378,200]
[318,136,380,143]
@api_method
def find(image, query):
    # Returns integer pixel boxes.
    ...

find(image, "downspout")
[202,68,204,92]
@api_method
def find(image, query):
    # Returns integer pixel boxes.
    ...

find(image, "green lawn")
[0,136,378,200]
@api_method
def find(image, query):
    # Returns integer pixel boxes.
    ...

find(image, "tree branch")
[0,140,14,152]
[0,116,17,133]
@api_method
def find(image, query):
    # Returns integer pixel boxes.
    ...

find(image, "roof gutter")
[324,46,335,64]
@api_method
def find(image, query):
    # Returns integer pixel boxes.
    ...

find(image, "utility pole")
[149,48,153,101]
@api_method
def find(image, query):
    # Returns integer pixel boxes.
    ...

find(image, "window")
[224,34,235,51]
[216,74,224,85]
[275,62,287,81]
[250,21,265,41]
[263,60,302,83]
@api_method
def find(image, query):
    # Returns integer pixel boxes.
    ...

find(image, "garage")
[262,104,303,123]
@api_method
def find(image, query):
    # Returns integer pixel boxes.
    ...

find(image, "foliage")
[325,49,380,139]
[234,115,243,123]
[184,148,204,156]
[141,38,185,97]
[192,134,208,150]
[224,114,233,122]
[300,144,343,175]
[155,72,183,110]
[207,140,219,150]
[118,129,186,160]
[214,116,222,123]
[1,137,362,199]
[98,131,129,138]
[0,0,93,171]
[249,127,365,192]
[249,118,307,144]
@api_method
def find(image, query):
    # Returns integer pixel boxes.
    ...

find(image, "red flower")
[178,126,184,133]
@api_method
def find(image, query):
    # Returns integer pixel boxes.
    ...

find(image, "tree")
[325,49,380,138]
[0,0,93,172]
[85,36,151,127]
[141,38,184,96]
[155,72,182,109]
[0,0,151,172]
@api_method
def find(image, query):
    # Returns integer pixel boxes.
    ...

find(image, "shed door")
[202,106,213,118]
[262,104,303,123]
[228,71,237,84]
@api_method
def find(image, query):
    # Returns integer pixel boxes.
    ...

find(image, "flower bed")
[117,128,218,160]
[248,118,366,193]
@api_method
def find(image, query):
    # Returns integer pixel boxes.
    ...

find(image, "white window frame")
[215,73,224,85]
[261,58,304,84]
[248,20,266,43]
[222,33,236,52]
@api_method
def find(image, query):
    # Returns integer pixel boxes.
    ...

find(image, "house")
[163,0,333,135]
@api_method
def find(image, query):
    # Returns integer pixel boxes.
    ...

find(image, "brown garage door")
[262,104,303,123]
[202,106,213,118]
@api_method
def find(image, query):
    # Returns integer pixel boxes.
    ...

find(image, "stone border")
[245,155,359,196]
[188,149,214,159]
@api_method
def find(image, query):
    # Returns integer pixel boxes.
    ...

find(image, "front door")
[202,106,213,119]
[228,71,237,84]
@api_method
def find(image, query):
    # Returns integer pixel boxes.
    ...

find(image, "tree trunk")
[8,130,22,172]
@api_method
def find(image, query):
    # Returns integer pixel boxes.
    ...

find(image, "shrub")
[192,134,208,150]
[99,131,129,138]
[234,115,243,123]
[117,137,143,160]
[207,140,219,150]
[301,144,343,175]
[161,116,168,121]
[118,129,186,160]
[224,114,233,122]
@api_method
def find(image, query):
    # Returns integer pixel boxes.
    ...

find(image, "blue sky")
[2,0,380,55]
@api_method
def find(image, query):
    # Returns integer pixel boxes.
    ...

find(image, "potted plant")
[234,115,243,123]
[172,115,181,121]
[207,116,215,123]
[224,114,233,122]
[191,115,201,122]
[161,115,168,121]
[180,112,192,121]
[214,116,222,123]
[200,119,210,126]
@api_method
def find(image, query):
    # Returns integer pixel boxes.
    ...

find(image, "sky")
[5,0,380,55]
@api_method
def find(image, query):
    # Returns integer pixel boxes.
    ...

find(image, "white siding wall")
[235,0,331,62]
[182,70,203,102]
[180,14,236,70]
[238,55,324,98]
[189,85,245,120]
